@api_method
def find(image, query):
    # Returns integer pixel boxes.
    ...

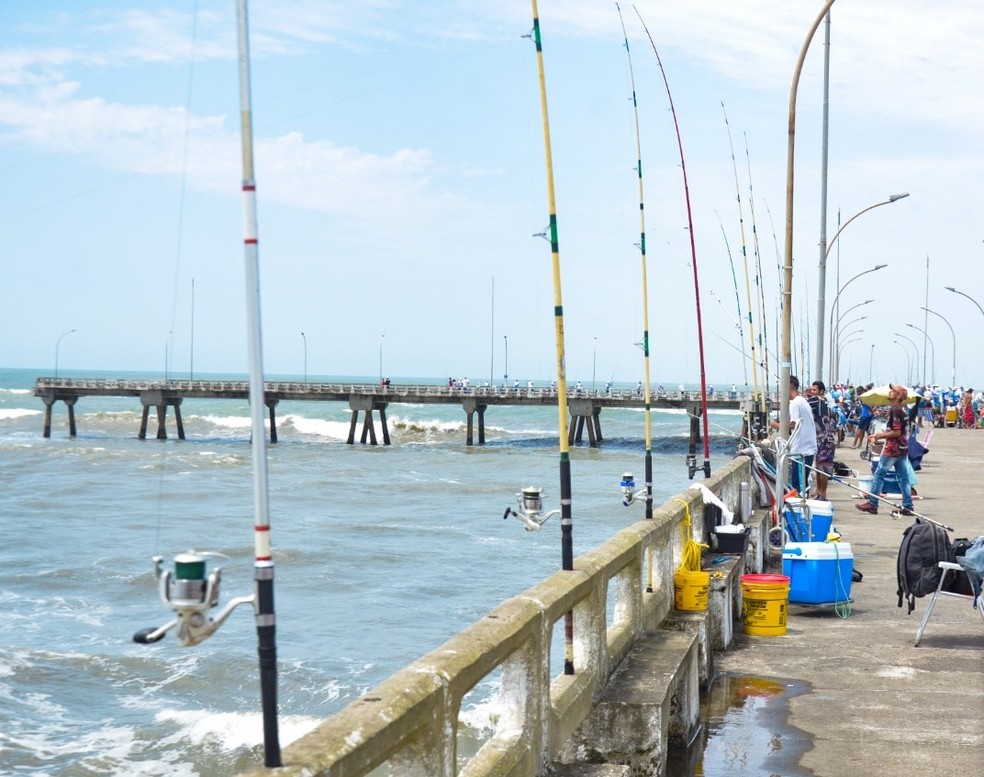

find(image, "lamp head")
[888,193,910,202]
[945,286,957,292]
[873,263,888,270]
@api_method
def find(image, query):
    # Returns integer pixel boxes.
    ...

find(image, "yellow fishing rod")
[616,3,654,522]
[529,0,575,676]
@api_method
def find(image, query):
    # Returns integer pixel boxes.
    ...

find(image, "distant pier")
[33,377,765,447]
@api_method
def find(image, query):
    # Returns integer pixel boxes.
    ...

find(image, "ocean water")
[0,367,744,775]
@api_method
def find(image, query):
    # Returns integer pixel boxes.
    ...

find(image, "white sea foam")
[0,407,41,420]
[285,415,351,440]
[155,709,323,750]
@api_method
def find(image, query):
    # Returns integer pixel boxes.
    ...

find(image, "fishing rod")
[712,214,749,397]
[635,6,711,480]
[528,0,575,676]
[788,454,952,531]
[721,103,764,421]
[234,0,281,763]
[743,132,773,404]
[132,1,282,767]
[616,2,654,526]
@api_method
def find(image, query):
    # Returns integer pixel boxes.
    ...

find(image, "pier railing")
[239,456,752,777]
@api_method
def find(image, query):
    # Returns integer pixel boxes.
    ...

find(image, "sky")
[1,1,981,390]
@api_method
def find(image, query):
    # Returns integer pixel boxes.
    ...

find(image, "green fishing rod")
[721,103,764,425]
[635,6,711,479]
[616,2,654,523]
[529,0,575,676]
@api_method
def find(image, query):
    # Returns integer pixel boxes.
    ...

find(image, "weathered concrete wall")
[238,456,756,777]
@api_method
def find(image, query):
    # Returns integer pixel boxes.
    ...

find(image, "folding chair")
[913,561,984,646]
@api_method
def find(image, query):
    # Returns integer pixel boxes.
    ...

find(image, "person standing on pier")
[855,384,915,516]
[772,376,817,497]
[807,380,836,500]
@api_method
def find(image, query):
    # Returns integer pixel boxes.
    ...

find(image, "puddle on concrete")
[666,673,813,776]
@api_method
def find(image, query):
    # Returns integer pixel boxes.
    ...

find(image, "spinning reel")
[133,551,255,647]
[619,472,648,507]
[502,486,560,532]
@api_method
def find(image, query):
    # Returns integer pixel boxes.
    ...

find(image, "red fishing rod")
[635,7,711,478]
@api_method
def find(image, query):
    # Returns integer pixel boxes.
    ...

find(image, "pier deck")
[33,376,764,446]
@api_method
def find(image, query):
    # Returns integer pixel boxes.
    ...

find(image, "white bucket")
[857,475,873,495]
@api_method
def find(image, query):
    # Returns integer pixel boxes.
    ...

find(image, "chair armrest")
[938,561,962,571]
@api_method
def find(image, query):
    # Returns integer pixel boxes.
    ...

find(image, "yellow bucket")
[741,574,790,636]
[674,569,710,611]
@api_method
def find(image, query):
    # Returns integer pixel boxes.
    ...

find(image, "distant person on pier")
[771,375,817,497]
[807,380,836,500]
[856,384,914,516]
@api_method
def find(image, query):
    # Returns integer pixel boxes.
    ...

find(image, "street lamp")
[945,286,984,318]
[830,301,872,381]
[301,332,307,382]
[592,336,597,393]
[778,0,836,467]
[894,332,920,385]
[921,306,955,388]
[54,329,77,378]
[165,331,173,382]
[893,340,912,386]
[826,264,887,381]
[906,323,934,386]
[773,0,838,509]
[868,343,875,384]
[503,335,508,386]
[815,193,909,380]
[379,334,385,385]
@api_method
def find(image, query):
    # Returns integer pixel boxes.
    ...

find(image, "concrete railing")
[239,456,754,777]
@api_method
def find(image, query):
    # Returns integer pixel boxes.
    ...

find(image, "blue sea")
[0,367,744,775]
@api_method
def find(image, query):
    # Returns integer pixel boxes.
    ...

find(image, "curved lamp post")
[827,264,887,381]
[894,331,920,385]
[300,332,307,382]
[906,323,934,386]
[815,193,909,380]
[893,340,912,385]
[837,335,863,377]
[831,301,872,381]
[920,306,955,388]
[945,286,984,318]
[54,329,77,378]
[778,0,837,506]
[378,334,385,384]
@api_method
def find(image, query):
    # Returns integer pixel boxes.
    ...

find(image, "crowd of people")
[773,377,954,518]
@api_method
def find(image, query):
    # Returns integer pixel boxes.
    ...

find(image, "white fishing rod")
[132,1,281,767]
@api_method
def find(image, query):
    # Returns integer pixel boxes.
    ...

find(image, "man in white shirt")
[772,376,817,496]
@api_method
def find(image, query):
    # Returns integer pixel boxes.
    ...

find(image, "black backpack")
[897,519,954,614]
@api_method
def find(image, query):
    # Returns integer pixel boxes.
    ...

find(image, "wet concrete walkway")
[714,426,984,775]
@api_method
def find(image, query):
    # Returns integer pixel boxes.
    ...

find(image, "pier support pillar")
[568,398,602,447]
[138,392,185,441]
[346,396,390,445]
[38,388,77,439]
[461,399,488,446]
[266,399,279,444]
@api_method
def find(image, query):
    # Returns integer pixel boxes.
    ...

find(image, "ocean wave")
[0,407,41,420]
[155,708,323,751]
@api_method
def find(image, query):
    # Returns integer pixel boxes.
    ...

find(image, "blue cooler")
[782,542,853,604]
[784,499,834,543]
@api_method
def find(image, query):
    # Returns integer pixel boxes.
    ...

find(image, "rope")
[675,498,708,573]
[831,540,853,619]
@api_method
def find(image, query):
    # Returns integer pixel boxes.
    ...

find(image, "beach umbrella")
[859,385,918,407]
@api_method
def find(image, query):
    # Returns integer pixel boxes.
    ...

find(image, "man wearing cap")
[856,384,915,516]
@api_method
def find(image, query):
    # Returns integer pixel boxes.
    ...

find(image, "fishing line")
[634,5,711,479]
